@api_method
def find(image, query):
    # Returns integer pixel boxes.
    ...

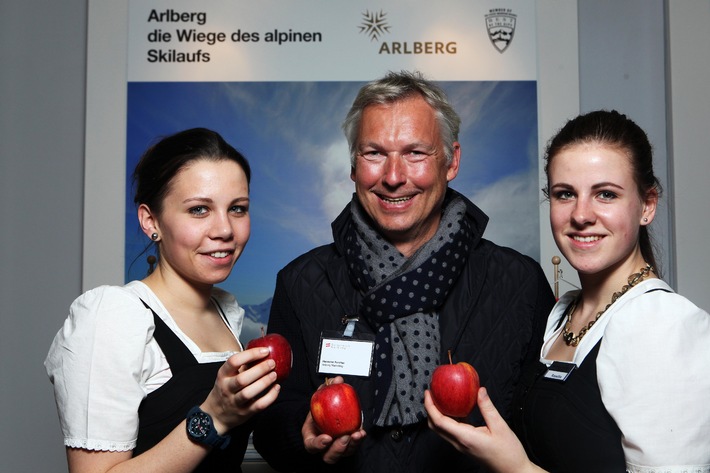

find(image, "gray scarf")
[343,195,471,426]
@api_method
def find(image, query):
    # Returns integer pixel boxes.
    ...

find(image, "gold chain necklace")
[562,264,654,347]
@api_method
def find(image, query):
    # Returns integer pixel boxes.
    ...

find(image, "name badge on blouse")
[317,318,374,377]
[544,361,576,382]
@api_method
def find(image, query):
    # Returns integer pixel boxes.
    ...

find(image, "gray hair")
[342,70,461,166]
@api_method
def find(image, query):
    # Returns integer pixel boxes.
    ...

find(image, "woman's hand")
[302,376,366,464]
[201,347,281,433]
[424,387,546,473]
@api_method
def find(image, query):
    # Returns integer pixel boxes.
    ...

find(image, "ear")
[641,188,659,226]
[446,142,461,182]
[350,165,356,182]
[138,203,160,239]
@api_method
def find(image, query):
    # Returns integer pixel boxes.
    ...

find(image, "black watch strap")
[186,405,231,450]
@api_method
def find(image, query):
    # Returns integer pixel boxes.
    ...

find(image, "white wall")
[2,1,708,471]
[0,0,86,471]
[667,1,710,310]
[578,0,673,286]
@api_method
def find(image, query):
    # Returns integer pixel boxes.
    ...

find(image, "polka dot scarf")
[344,195,471,426]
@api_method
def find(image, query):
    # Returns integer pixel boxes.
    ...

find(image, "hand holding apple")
[310,378,363,437]
[246,328,293,382]
[429,350,480,418]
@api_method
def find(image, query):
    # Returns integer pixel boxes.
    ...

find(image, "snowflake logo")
[359,10,390,42]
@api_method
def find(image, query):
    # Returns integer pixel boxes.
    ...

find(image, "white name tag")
[543,361,576,382]
[317,336,374,377]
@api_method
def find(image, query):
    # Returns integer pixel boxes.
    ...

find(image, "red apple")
[310,379,363,437]
[246,328,292,382]
[429,350,480,418]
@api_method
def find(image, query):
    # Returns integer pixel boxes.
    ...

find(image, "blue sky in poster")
[125,81,539,308]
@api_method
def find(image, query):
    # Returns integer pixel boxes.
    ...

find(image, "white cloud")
[318,140,354,220]
[467,168,541,260]
[256,137,352,246]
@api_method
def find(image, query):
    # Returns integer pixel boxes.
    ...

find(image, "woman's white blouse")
[44,281,244,452]
[541,279,710,473]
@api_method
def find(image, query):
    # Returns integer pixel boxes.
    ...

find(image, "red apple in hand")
[429,350,480,418]
[246,328,292,382]
[310,379,363,437]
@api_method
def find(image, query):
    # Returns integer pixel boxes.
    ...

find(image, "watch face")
[187,411,210,439]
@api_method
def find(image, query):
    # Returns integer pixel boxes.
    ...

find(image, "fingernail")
[268,359,276,368]
[260,348,270,355]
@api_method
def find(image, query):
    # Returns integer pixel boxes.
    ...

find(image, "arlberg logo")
[359,10,390,41]
[358,9,457,55]
[485,8,517,53]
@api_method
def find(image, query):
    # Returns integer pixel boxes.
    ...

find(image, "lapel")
[325,252,361,318]
[438,248,487,361]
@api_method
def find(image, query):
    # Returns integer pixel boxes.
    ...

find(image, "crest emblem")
[485,9,517,53]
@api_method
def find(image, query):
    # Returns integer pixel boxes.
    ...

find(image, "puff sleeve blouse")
[45,281,244,452]
[540,279,710,472]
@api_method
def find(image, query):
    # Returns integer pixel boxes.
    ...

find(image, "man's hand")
[302,376,366,464]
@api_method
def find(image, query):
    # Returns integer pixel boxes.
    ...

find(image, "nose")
[571,198,595,226]
[210,212,234,240]
[382,154,406,187]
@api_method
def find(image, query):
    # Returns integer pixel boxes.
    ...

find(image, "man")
[253,71,555,472]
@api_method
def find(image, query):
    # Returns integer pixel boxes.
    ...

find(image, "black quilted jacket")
[253,190,555,473]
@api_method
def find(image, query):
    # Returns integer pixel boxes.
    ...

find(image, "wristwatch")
[185,405,231,450]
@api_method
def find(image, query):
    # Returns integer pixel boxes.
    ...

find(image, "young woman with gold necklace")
[424,110,710,473]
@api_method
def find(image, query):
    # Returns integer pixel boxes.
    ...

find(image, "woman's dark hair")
[132,127,251,216]
[542,110,663,274]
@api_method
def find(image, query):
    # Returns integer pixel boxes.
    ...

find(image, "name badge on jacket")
[317,326,374,377]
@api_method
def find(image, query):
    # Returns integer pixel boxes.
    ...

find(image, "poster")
[122,0,540,344]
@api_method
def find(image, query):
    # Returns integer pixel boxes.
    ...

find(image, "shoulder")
[600,279,710,364]
[278,243,339,280]
[273,244,351,314]
[69,283,151,319]
[46,283,156,389]
[57,283,155,344]
[471,239,546,281]
[607,279,709,330]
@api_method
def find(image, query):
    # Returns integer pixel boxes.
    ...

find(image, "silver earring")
[151,232,159,241]
[643,218,648,223]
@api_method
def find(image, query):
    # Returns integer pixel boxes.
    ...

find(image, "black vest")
[134,303,251,472]
[512,340,626,473]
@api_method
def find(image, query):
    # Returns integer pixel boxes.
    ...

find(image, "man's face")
[351,95,460,256]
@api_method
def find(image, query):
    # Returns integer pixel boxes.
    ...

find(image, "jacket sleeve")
[522,259,556,381]
[508,258,556,423]
[252,269,345,472]
[252,269,314,471]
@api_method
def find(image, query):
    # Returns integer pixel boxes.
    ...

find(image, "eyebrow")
[357,141,436,153]
[182,196,250,204]
[551,181,624,190]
